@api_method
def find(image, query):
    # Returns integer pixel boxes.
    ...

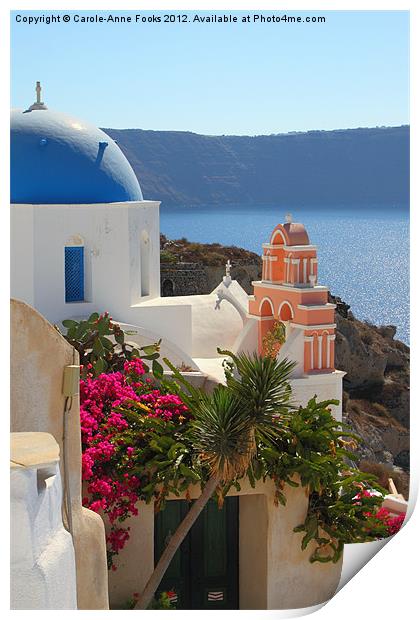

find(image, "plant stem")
[135,475,220,610]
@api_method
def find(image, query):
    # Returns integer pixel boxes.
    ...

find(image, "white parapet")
[289,371,346,421]
[10,432,77,610]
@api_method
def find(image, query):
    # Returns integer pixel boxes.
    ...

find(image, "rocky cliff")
[105,125,409,207]
[331,294,409,478]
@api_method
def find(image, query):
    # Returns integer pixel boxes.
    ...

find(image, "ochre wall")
[239,493,268,609]
[10,299,109,609]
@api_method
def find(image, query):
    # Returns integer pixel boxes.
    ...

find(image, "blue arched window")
[65,246,85,302]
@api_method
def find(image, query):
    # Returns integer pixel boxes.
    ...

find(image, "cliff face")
[331,295,409,472]
[104,126,409,207]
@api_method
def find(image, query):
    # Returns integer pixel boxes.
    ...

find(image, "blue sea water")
[160,204,410,345]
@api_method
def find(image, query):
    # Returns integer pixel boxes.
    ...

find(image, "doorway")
[154,497,239,609]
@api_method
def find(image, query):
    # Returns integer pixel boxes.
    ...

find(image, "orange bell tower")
[249,214,337,375]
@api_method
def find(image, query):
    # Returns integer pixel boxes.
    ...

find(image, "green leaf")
[93,357,106,376]
[247,465,256,488]
[152,360,164,379]
[114,331,125,345]
[179,463,200,481]
[168,442,188,460]
[276,492,286,506]
[149,440,164,453]
[157,436,176,449]
[142,344,159,355]
[155,460,174,470]
[93,338,105,357]
[62,319,77,329]
[100,336,114,350]
[143,352,161,361]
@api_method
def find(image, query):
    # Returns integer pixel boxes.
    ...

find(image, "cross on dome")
[226,259,232,277]
[27,81,48,111]
[36,81,42,104]
[285,213,293,224]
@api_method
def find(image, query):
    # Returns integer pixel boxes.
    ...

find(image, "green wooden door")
[155,497,239,609]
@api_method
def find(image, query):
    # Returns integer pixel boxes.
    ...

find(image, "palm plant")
[135,352,295,610]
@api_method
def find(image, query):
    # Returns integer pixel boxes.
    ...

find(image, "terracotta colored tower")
[248,214,337,375]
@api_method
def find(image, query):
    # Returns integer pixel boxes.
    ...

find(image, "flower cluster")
[80,357,188,568]
[125,590,175,610]
[355,489,405,537]
[364,506,405,537]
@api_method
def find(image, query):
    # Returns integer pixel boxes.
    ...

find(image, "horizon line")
[101,123,410,138]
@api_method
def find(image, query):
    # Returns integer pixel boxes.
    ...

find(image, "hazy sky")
[11,10,409,135]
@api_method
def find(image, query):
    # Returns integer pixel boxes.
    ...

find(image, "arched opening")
[278,301,294,339]
[278,301,294,322]
[162,278,175,297]
[258,298,275,356]
[270,227,287,246]
[259,298,274,317]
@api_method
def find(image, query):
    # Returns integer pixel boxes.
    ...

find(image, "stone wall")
[161,262,208,296]
[161,262,260,296]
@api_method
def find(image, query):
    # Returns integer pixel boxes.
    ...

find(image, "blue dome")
[11,108,143,204]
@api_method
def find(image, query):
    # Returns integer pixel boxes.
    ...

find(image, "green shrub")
[160,251,178,264]
[60,312,163,378]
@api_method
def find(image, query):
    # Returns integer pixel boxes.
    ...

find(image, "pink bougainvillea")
[365,506,405,537]
[355,490,405,537]
[80,357,189,568]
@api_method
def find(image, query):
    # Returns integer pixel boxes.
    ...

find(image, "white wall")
[117,321,200,370]
[11,202,247,363]
[11,201,160,326]
[290,371,345,421]
[133,293,245,359]
[127,303,194,355]
[10,434,77,610]
[234,316,259,355]
[278,327,305,377]
[189,294,244,357]
[10,203,34,306]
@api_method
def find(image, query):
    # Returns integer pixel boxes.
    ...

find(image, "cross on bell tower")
[223,259,232,286]
[27,81,48,111]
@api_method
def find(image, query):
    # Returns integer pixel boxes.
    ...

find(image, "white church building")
[11,84,344,419]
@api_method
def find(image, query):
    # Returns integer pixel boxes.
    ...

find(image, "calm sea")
[160,204,410,345]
